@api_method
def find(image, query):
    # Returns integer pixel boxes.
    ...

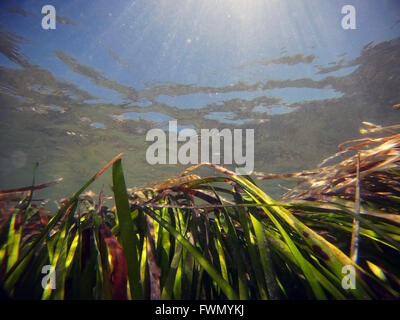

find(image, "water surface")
[0,0,399,203]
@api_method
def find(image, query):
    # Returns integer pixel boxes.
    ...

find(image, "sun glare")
[219,0,267,21]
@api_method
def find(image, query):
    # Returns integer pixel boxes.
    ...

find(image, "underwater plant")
[0,123,399,300]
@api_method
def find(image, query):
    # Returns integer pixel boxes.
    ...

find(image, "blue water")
[0,0,399,201]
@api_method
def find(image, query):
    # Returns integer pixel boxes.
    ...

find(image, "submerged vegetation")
[0,123,400,300]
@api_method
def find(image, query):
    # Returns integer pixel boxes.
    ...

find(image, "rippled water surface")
[1,0,400,203]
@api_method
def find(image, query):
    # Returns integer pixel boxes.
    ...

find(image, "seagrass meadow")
[0,122,399,300]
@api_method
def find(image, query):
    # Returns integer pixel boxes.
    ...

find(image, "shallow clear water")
[0,0,400,204]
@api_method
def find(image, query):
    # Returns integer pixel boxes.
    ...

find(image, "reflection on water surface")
[0,1,399,203]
